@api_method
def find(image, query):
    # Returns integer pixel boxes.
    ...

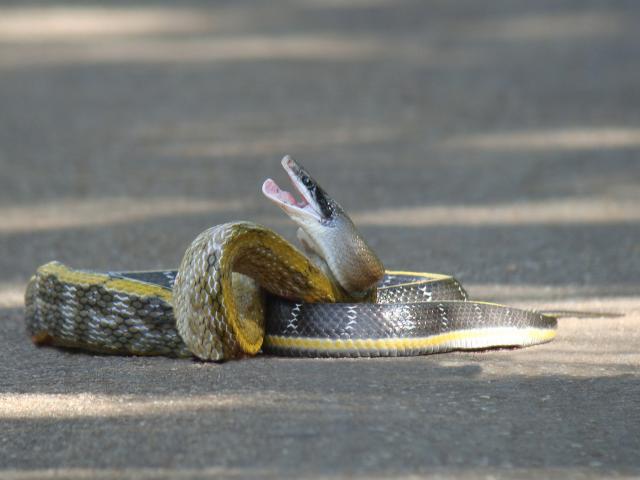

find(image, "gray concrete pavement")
[1,1,639,478]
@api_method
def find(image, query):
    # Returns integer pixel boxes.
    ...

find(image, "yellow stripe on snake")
[25,157,557,361]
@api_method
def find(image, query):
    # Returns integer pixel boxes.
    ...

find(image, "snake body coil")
[24,157,557,361]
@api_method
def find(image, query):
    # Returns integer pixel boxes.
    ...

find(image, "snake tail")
[264,297,557,357]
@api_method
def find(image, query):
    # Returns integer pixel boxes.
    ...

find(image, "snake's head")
[262,155,384,297]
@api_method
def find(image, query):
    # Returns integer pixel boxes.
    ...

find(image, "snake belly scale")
[24,157,557,361]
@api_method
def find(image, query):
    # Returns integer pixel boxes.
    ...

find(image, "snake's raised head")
[262,155,384,298]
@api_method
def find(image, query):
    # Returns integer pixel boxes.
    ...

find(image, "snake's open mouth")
[262,156,324,222]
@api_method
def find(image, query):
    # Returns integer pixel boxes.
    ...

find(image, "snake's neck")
[296,215,384,298]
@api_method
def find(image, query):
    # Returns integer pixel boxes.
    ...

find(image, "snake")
[24,156,557,361]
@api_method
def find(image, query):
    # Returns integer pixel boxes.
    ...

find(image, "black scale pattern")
[265,274,553,335]
[262,273,556,356]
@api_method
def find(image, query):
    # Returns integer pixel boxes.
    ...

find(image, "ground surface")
[1,1,639,479]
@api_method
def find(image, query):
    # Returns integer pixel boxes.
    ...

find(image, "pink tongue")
[263,179,298,205]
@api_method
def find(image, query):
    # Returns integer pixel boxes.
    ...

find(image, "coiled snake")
[25,157,557,361]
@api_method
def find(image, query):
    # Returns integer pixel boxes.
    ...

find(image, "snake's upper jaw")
[262,155,337,225]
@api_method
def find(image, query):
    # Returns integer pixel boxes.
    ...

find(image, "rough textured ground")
[1,1,639,479]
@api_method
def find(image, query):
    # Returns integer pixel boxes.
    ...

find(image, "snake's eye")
[302,176,313,188]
